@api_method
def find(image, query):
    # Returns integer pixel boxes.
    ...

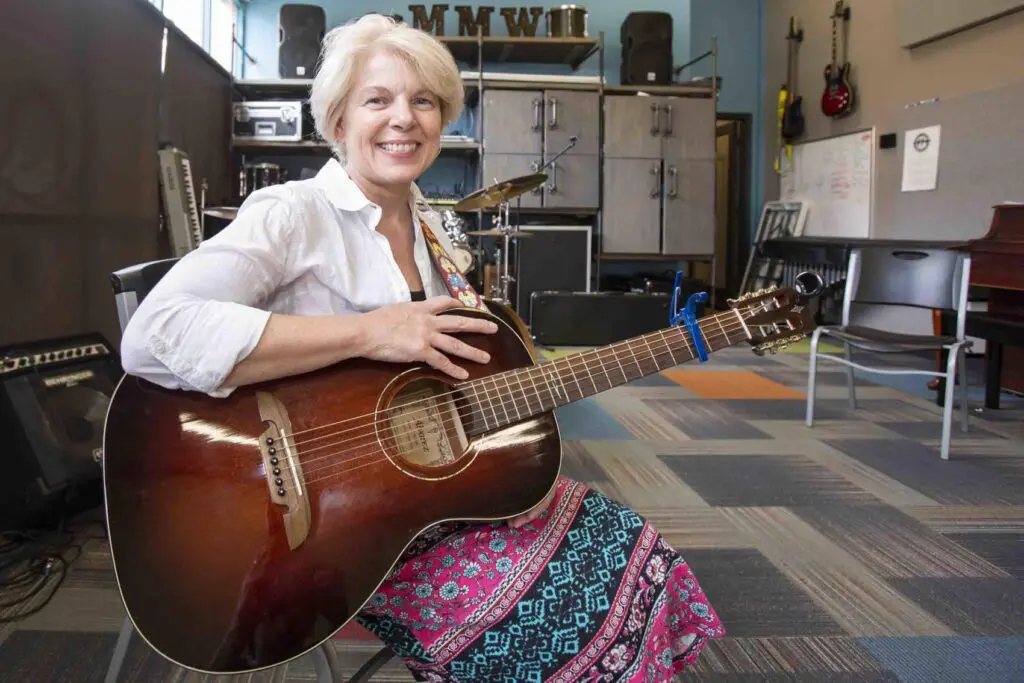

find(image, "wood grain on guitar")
[101,288,819,675]
[821,0,855,119]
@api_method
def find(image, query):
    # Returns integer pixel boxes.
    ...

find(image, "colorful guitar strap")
[416,208,489,312]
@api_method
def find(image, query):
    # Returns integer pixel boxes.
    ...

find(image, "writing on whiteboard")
[779,129,873,239]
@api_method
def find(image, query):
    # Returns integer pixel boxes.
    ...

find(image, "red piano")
[947,203,1024,407]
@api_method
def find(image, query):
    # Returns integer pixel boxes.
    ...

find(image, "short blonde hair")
[310,14,464,160]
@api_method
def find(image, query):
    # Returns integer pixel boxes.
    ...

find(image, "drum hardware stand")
[495,136,580,306]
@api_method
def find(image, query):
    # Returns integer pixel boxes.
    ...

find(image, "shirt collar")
[313,158,430,215]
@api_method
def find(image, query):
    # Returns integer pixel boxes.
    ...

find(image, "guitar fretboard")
[457,306,754,436]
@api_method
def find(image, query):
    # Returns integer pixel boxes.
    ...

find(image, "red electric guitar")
[821,0,855,118]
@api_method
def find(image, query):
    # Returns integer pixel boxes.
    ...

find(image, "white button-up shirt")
[119,159,463,397]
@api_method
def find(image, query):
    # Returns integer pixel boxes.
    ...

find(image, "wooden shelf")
[440,36,599,70]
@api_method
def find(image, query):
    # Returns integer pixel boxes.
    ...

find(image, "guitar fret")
[659,330,679,367]
[502,373,523,422]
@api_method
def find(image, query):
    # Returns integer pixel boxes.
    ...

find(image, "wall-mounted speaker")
[279,4,326,79]
[620,12,673,86]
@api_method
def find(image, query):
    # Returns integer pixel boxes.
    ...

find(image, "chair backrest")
[110,257,181,333]
[842,246,971,336]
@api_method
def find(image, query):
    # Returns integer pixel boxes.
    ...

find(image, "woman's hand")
[357,296,498,379]
[508,487,557,528]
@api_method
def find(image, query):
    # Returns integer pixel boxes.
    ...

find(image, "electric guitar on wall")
[775,15,806,173]
[101,276,823,675]
[821,0,855,118]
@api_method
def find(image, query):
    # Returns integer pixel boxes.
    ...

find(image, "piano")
[949,203,1024,406]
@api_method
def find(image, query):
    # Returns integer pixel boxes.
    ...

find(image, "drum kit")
[203,171,547,306]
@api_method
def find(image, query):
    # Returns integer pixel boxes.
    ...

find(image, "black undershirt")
[410,290,426,302]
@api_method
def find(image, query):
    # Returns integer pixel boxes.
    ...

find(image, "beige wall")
[762,1,1024,239]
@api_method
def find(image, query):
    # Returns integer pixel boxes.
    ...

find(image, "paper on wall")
[901,125,941,192]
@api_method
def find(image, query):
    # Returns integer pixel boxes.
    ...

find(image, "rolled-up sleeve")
[120,191,299,397]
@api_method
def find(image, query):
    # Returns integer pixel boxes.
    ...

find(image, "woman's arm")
[121,190,497,397]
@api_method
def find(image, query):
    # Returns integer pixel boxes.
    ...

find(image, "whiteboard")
[779,128,875,238]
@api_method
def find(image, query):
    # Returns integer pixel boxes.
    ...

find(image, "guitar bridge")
[257,391,311,550]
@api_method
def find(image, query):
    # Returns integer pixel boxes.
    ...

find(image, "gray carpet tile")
[643,399,774,439]
[945,532,1024,580]
[658,454,881,508]
[886,578,1024,637]
[824,438,1024,506]
[680,549,846,638]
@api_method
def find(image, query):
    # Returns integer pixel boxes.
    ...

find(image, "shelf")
[440,36,600,70]
[600,253,714,261]
[604,81,716,98]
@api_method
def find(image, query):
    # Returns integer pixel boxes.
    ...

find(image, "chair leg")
[105,615,134,683]
[805,329,822,427]
[958,346,970,432]
[311,643,337,683]
[350,647,397,683]
[940,347,959,460]
[843,345,857,409]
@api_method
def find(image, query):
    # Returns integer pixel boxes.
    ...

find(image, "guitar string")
[269,310,762,484]
[280,309,756,456]
[281,303,763,450]
[276,326,726,491]
[266,312,772,488]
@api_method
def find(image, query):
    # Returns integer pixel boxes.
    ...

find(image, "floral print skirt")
[356,476,725,682]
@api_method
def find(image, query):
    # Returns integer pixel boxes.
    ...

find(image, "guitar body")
[101,303,561,674]
[821,62,854,117]
[781,94,805,140]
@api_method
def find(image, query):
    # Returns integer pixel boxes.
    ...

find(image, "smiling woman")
[117,13,724,681]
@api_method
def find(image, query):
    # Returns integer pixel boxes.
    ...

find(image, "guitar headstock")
[727,283,819,356]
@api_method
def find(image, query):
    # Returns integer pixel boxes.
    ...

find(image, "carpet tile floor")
[0,344,1020,682]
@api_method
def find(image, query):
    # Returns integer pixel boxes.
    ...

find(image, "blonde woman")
[120,14,723,680]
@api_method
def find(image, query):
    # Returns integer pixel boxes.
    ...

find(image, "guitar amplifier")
[232,101,304,142]
[0,333,122,531]
[529,289,705,347]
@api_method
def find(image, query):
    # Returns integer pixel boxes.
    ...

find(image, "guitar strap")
[416,208,489,312]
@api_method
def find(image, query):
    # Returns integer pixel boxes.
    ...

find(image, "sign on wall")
[407,4,546,37]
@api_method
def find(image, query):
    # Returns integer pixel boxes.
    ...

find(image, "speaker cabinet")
[515,226,592,324]
[620,12,673,86]
[279,4,326,79]
[0,334,122,530]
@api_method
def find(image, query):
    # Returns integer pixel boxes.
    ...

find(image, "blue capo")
[669,271,710,362]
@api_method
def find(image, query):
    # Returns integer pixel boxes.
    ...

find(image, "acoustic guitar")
[820,0,855,118]
[101,281,820,675]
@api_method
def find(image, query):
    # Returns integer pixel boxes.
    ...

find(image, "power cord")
[0,520,106,623]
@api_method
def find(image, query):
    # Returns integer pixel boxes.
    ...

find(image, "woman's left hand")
[507,487,557,528]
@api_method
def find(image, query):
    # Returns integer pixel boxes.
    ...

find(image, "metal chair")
[805,246,972,460]
[105,257,396,682]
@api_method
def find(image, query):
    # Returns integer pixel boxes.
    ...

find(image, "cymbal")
[453,173,547,211]
[464,230,533,238]
[203,206,238,220]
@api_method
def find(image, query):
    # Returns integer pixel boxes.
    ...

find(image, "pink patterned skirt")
[356,476,725,681]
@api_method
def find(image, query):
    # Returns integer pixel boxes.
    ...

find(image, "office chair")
[105,257,396,682]
[805,246,972,461]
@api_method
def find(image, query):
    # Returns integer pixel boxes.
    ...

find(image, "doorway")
[691,113,751,304]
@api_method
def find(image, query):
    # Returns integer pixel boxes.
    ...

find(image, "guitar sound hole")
[387,377,470,470]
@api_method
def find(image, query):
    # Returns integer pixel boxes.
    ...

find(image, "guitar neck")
[460,307,752,435]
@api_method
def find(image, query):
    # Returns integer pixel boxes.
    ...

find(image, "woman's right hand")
[357,296,499,379]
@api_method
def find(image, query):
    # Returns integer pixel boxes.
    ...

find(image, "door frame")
[715,112,752,301]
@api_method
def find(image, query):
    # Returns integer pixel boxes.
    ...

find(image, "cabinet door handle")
[650,102,660,136]
[548,97,559,129]
[548,162,558,194]
[667,165,678,198]
[531,98,542,131]
[530,162,543,194]
[662,104,673,136]
[650,164,661,198]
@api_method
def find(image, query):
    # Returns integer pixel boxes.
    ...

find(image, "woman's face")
[338,49,443,192]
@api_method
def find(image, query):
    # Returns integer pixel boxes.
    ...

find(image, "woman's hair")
[309,14,464,160]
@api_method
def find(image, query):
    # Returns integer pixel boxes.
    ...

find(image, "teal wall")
[241,0,764,239]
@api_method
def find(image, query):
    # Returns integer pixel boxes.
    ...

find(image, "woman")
[120,14,724,681]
